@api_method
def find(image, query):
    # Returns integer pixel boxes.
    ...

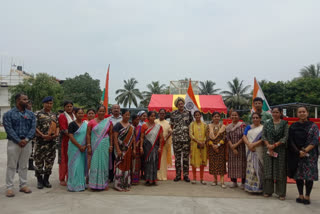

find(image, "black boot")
[43,175,52,188]
[28,159,35,170]
[37,175,44,189]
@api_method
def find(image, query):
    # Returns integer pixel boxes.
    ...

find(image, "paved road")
[0,139,319,214]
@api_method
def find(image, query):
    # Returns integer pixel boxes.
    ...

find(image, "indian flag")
[185,80,200,116]
[252,77,271,113]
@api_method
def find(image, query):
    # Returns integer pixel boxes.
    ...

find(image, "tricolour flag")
[185,80,200,115]
[252,77,271,112]
[103,64,110,108]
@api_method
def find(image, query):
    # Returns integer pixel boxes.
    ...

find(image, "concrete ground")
[0,139,319,214]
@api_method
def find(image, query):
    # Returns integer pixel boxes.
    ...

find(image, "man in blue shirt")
[3,93,36,197]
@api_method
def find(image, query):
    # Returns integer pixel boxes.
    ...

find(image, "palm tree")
[300,63,320,78]
[199,80,220,95]
[115,78,143,108]
[221,77,251,110]
[140,81,166,107]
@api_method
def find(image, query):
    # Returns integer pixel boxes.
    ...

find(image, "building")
[169,80,199,95]
[0,65,31,124]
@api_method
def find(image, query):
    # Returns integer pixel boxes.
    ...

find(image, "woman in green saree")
[86,106,113,190]
[67,108,87,192]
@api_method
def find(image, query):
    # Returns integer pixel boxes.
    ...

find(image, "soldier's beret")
[42,96,54,103]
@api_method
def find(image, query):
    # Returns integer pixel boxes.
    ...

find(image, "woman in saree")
[85,108,96,184]
[58,100,75,186]
[288,106,319,205]
[86,109,96,121]
[67,108,87,192]
[262,107,288,200]
[155,109,172,181]
[226,111,247,189]
[132,111,147,184]
[189,110,207,185]
[140,111,164,185]
[113,110,136,191]
[86,105,113,190]
[207,112,227,188]
[243,112,264,193]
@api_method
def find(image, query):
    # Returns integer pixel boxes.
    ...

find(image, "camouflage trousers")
[34,140,56,177]
[173,141,190,178]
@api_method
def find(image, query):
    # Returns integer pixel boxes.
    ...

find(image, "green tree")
[115,78,143,108]
[300,63,320,78]
[260,81,287,106]
[62,72,102,109]
[221,77,251,110]
[199,80,220,95]
[140,81,166,107]
[286,78,320,104]
[9,73,63,111]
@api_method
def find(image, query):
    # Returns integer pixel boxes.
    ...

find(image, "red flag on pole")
[103,64,110,108]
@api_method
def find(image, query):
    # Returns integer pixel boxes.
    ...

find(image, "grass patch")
[0,132,7,140]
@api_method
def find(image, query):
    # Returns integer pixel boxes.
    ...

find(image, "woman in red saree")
[58,101,75,186]
[132,111,146,184]
[140,111,164,186]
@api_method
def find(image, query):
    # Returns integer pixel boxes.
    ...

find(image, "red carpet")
[165,156,296,184]
[166,170,296,184]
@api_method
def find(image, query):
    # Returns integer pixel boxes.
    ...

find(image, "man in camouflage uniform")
[34,96,59,189]
[170,97,193,182]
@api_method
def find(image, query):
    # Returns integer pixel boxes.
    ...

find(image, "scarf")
[64,111,75,125]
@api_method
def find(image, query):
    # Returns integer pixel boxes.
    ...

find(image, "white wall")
[0,87,10,124]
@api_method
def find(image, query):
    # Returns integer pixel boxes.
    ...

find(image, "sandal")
[264,194,271,197]
[221,184,227,189]
[211,182,217,186]
[6,189,15,197]
[191,180,196,184]
[279,196,286,201]
[19,186,32,194]
[200,180,207,185]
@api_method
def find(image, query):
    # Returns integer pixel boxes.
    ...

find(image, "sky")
[1,0,320,104]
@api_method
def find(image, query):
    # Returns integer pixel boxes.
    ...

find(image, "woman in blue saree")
[67,108,87,192]
[86,106,113,190]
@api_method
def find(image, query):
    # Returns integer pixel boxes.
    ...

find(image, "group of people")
[2,94,319,205]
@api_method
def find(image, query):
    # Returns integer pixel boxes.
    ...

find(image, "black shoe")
[296,198,304,203]
[37,176,44,189]
[28,159,35,170]
[184,176,190,182]
[43,175,52,188]
[173,177,181,182]
[303,199,310,205]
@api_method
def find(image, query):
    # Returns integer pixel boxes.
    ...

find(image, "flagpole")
[103,64,110,108]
